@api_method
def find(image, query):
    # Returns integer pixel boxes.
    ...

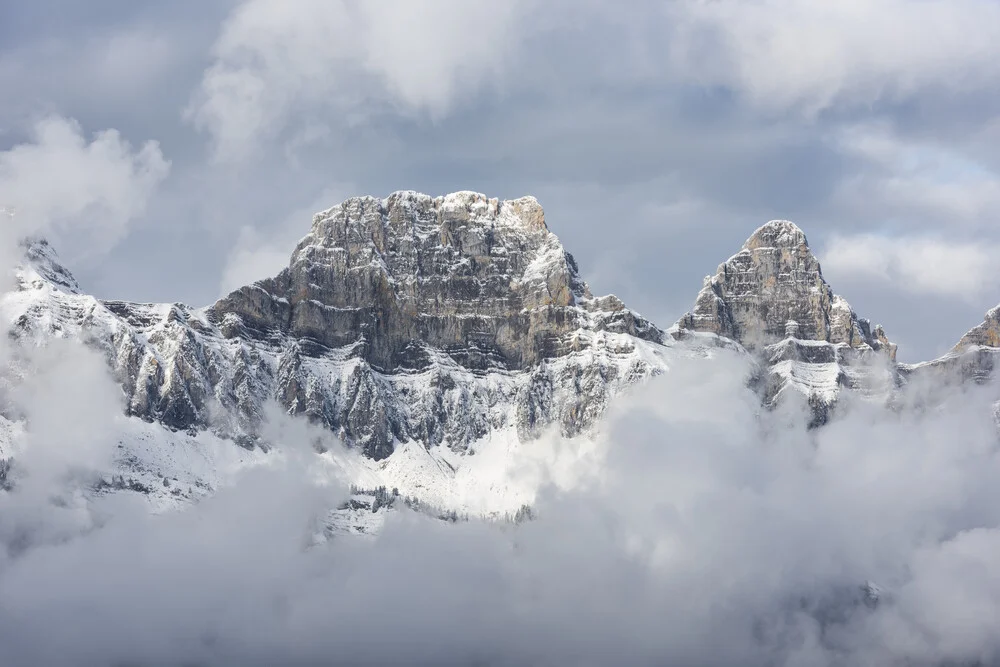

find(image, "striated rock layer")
[211,191,661,371]
[676,220,895,356]
[674,220,899,423]
[3,192,667,460]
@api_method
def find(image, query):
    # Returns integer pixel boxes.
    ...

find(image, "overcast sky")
[3,0,1000,362]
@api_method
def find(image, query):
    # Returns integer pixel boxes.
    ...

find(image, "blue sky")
[2,0,1000,361]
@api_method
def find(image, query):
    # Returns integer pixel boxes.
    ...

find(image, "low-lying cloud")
[1,337,1000,666]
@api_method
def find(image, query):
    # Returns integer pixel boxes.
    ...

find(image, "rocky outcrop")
[955,306,1000,352]
[901,305,1000,388]
[211,191,661,372]
[675,220,898,422]
[3,193,667,460]
[676,220,895,358]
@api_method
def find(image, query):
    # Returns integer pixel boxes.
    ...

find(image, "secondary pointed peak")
[676,219,893,358]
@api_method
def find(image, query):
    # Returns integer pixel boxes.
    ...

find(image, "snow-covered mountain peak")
[13,237,81,294]
[677,219,893,357]
[2,192,669,464]
[212,191,660,376]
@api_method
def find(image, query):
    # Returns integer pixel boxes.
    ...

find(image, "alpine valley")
[2,191,998,526]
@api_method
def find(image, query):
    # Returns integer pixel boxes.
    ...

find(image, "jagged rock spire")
[676,220,896,360]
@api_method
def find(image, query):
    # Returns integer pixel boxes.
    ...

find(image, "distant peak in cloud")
[0,115,170,273]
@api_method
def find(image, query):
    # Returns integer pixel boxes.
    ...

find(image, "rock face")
[677,221,895,357]
[675,221,898,422]
[3,193,666,461]
[955,306,1000,352]
[6,205,999,472]
[211,191,661,371]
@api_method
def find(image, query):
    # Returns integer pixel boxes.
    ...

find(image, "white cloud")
[0,115,170,270]
[821,233,1000,301]
[188,0,532,162]
[830,122,1000,230]
[667,0,1000,114]
[3,347,1000,664]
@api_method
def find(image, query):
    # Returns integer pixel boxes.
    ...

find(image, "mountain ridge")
[3,191,671,463]
[2,194,998,502]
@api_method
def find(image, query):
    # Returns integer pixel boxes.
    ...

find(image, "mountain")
[900,305,1000,388]
[673,220,899,424]
[1,192,682,511]
[2,197,999,513]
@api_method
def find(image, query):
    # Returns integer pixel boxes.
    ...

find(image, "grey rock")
[4,192,665,460]
[676,220,895,357]
[675,220,898,422]
[900,305,1000,395]
[210,191,662,371]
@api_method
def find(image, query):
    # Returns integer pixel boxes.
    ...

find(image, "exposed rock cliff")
[676,220,894,356]
[674,220,898,422]
[211,191,661,371]
[3,192,667,461]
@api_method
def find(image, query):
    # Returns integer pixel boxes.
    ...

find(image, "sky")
[3,0,1000,362]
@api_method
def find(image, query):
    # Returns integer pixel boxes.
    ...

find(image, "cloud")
[2,342,1000,665]
[828,122,1000,231]
[666,0,1000,115]
[0,115,169,272]
[820,233,1000,302]
[188,0,533,162]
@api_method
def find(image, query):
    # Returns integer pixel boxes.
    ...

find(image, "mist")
[0,336,997,667]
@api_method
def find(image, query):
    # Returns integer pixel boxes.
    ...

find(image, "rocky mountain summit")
[676,220,894,357]
[3,197,999,510]
[674,220,899,422]
[3,192,667,462]
[212,192,661,371]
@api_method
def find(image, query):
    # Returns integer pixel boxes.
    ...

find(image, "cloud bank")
[1,339,999,666]
[188,0,532,162]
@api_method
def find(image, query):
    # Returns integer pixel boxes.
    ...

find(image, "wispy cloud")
[666,0,1000,114]
[187,0,533,162]
[0,115,169,271]
[821,233,1000,302]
